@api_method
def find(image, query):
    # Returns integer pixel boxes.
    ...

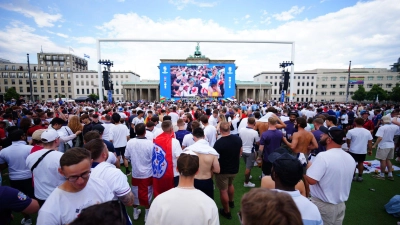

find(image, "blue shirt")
[311,130,326,155]
[284,120,297,137]
[260,130,283,161]
[372,114,382,126]
[103,139,115,152]
[0,186,32,224]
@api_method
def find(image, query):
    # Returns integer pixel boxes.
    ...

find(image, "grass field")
[2,147,400,225]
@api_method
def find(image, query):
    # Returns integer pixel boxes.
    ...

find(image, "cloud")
[244,15,250,19]
[72,36,96,44]
[56,33,68,38]
[1,0,399,83]
[320,0,328,3]
[262,10,268,15]
[58,25,62,28]
[168,0,217,10]
[90,0,400,81]
[260,17,271,24]
[117,0,125,2]
[273,6,305,21]
[0,0,62,27]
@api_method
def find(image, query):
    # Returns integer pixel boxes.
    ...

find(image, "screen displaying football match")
[159,63,236,99]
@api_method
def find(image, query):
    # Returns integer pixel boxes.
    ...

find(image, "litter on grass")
[355,160,400,174]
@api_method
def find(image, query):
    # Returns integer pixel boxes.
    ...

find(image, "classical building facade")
[73,71,140,101]
[254,68,399,102]
[121,57,273,102]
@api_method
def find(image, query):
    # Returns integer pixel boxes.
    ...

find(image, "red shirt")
[27,125,45,137]
[362,119,374,131]
[0,128,5,139]
[30,145,44,154]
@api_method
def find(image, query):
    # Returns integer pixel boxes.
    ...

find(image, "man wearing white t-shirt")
[37,148,114,225]
[110,113,130,175]
[26,129,65,207]
[101,114,115,141]
[269,149,322,225]
[182,121,206,149]
[200,115,217,147]
[372,115,399,181]
[125,124,154,222]
[239,118,260,188]
[147,151,219,225]
[208,110,218,127]
[168,106,180,125]
[306,126,354,225]
[346,118,373,182]
[84,139,134,225]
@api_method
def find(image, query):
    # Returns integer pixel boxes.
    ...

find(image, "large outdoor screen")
[159,63,236,99]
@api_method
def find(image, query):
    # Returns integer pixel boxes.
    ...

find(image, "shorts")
[194,178,214,199]
[9,178,34,199]
[349,152,366,163]
[311,196,346,225]
[376,147,394,160]
[131,177,153,206]
[115,146,126,157]
[262,160,273,176]
[215,174,236,190]
[242,152,255,169]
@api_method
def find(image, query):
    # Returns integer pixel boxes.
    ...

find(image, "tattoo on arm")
[118,192,134,206]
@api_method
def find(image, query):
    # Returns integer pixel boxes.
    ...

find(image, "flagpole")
[345,61,351,103]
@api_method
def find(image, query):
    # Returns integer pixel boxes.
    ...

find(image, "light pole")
[279,61,294,102]
[98,59,113,103]
[27,54,33,102]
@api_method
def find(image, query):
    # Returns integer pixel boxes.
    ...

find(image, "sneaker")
[219,208,232,220]
[21,218,32,225]
[229,201,235,208]
[133,209,141,220]
[244,182,256,188]
[372,175,385,180]
[388,176,395,181]
[249,175,253,179]
[357,177,363,182]
[352,177,357,182]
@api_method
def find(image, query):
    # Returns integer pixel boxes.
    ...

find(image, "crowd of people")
[0,97,399,225]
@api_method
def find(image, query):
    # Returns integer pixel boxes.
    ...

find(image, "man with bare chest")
[183,128,220,199]
[283,117,318,157]
[283,117,318,197]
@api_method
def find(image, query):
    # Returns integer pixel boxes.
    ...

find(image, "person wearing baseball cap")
[305,126,354,225]
[30,129,46,154]
[26,129,64,207]
[268,148,322,225]
[360,110,374,133]
[372,115,399,181]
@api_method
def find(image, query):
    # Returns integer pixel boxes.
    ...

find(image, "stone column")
[245,88,248,100]
[252,89,256,101]
[139,88,142,100]
[156,87,159,101]
[148,88,151,101]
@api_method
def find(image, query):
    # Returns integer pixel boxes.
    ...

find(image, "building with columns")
[122,57,273,102]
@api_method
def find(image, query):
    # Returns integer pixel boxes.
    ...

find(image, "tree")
[389,83,400,102]
[365,84,388,101]
[4,87,20,101]
[88,94,107,101]
[352,85,366,102]
[88,94,99,100]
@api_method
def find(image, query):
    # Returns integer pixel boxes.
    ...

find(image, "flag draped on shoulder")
[152,132,174,198]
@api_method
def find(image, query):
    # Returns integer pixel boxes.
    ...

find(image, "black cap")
[319,126,345,145]
[268,148,303,186]
[92,124,104,134]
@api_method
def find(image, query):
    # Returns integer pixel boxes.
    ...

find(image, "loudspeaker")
[103,71,110,90]
[283,72,290,91]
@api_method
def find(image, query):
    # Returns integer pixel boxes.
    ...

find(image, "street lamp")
[98,59,114,103]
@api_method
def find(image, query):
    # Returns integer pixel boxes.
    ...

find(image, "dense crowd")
[0,96,399,225]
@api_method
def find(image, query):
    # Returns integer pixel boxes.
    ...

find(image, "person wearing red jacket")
[360,110,374,133]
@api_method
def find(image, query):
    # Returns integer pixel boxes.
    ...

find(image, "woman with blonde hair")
[68,115,83,147]
[216,114,226,140]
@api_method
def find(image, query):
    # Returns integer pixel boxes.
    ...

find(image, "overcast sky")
[0,0,399,80]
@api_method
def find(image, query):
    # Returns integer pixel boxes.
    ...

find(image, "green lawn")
[3,148,400,225]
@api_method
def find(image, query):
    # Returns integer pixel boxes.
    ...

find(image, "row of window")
[76,88,121,95]
[1,86,71,93]
[0,79,71,86]
[318,83,392,88]
[319,76,400,81]
[266,75,315,80]
[317,91,353,96]
[76,80,128,86]
[41,61,68,66]
[40,55,69,60]
[0,72,71,79]
[75,74,130,79]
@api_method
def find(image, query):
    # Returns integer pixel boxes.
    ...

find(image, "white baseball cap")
[41,129,60,143]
